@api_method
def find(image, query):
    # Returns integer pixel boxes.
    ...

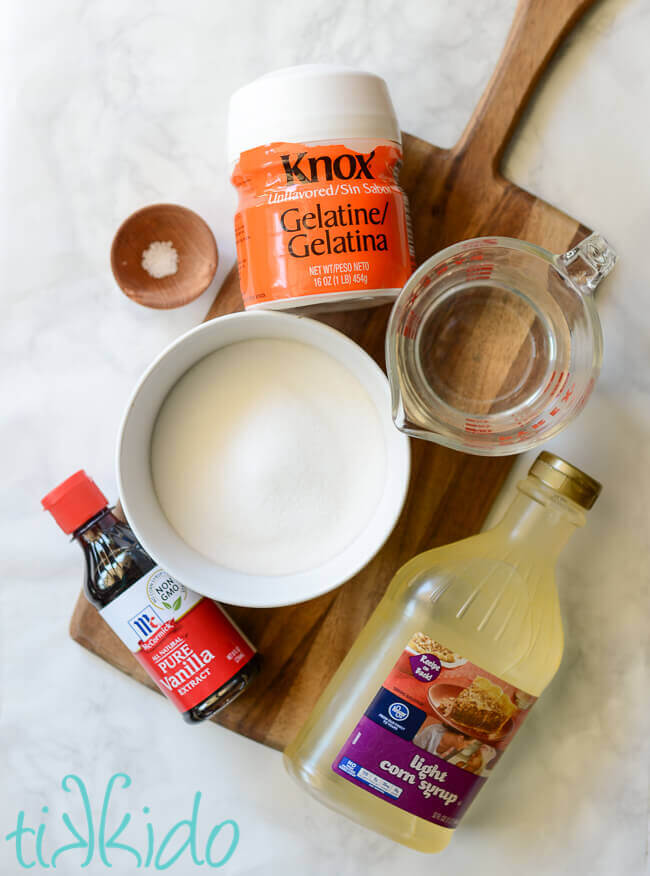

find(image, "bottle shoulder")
[79,516,156,609]
[384,538,563,696]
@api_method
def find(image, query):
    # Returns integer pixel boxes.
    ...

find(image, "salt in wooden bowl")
[111,204,218,309]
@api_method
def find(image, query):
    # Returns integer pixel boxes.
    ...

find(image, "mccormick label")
[100,567,255,712]
[232,141,414,308]
[332,633,537,829]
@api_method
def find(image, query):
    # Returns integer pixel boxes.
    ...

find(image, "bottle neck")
[73,507,155,609]
[495,476,586,560]
[73,506,116,543]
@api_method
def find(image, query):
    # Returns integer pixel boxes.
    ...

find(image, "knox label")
[232,140,414,308]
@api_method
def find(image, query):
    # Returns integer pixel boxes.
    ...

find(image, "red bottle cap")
[41,470,108,534]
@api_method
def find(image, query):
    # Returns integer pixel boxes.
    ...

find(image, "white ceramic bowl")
[116,311,410,608]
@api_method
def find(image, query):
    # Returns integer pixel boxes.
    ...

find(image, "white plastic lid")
[227,64,401,164]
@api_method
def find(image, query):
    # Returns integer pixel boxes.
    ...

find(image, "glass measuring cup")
[386,234,617,456]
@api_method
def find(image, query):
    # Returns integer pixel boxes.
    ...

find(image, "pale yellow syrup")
[284,472,591,853]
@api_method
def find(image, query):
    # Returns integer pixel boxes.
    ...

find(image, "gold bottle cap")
[528,452,602,510]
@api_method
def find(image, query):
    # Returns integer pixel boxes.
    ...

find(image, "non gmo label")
[100,567,201,652]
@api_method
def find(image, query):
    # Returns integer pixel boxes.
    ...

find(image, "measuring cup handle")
[453,0,596,173]
[556,233,618,294]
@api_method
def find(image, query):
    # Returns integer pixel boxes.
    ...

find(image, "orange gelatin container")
[228,65,415,312]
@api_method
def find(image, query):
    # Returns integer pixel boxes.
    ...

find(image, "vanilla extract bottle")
[42,471,260,722]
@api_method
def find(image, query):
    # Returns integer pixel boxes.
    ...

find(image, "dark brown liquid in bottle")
[75,507,260,723]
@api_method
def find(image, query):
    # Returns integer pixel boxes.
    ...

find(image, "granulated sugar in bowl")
[117,312,410,608]
[152,338,387,575]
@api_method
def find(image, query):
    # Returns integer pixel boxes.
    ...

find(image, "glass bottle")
[284,452,601,852]
[42,471,260,723]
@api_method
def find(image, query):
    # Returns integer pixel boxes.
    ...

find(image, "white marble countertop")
[2,1,648,873]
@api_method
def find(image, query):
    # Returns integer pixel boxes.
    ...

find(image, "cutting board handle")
[453,0,595,173]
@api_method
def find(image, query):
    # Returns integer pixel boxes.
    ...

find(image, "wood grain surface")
[71,0,596,749]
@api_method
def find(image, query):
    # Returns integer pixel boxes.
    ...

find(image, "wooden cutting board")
[71,0,596,749]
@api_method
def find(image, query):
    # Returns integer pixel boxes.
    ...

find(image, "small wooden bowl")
[111,204,218,309]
